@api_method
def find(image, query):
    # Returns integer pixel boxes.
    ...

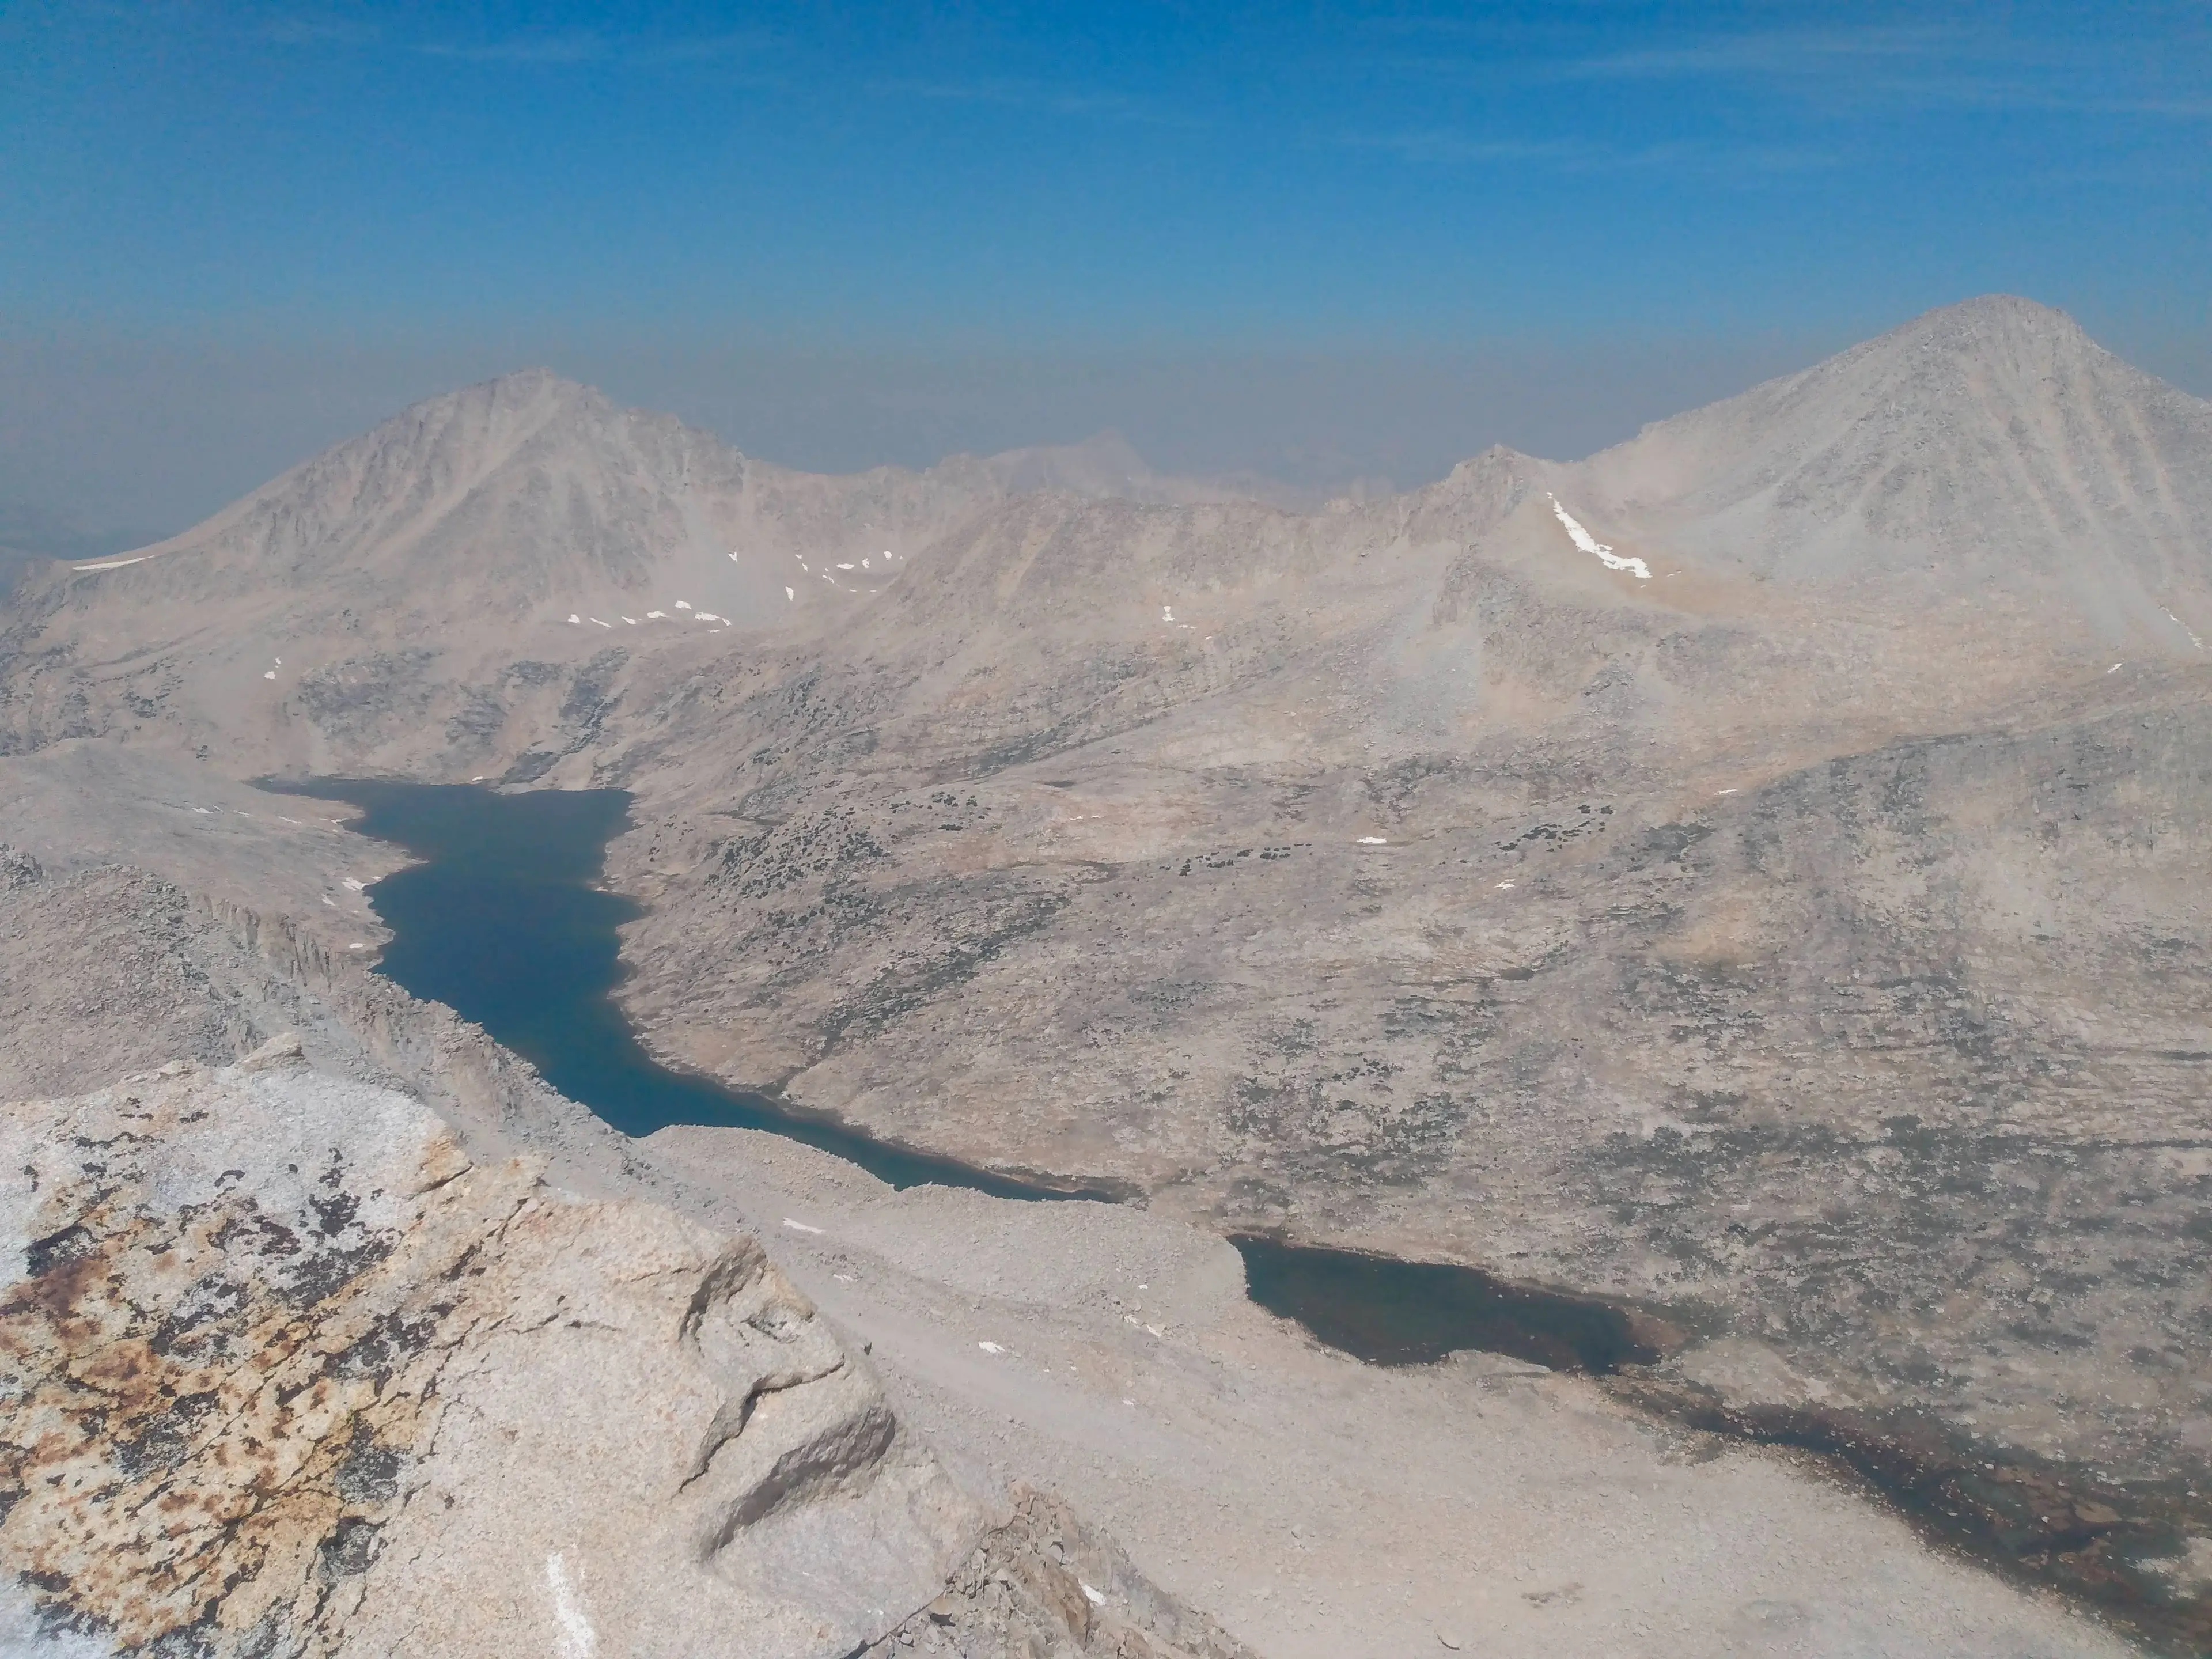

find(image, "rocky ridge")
[0,1044,1251,1658]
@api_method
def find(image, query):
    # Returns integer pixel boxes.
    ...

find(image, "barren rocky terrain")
[0,818,2146,1656]
[3,293,2210,1652]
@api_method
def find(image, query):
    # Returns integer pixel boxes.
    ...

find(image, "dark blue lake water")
[284,778,1112,1200]
[287,777,1650,1373]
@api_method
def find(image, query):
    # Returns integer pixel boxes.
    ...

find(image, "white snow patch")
[263,670,276,680]
[546,1552,596,1659]
[1161,605,1175,622]
[72,555,149,571]
[190,806,211,815]
[1714,787,1738,796]
[2109,662,2125,673]
[978,1341,1006,1355]
[836,562,856,571]
[695,612,722,623]
[861,558,870,569]
[2163,607,2206,650]
[321,896,336,907]
[785,586,796,601]
[730,551,743,562]
[675,600,692,610]
[1080,1582,1106,1607]
[1357,836,1387,845]
[781,1218,824,1235]
[589,618,611,627]
[342,878,366,892]
[620,616,637,625]
[567,613,581,625]
[1546,494,1651,579]
[646,609,667,619]
[1495,881,1514,889]
[347,942,365,951]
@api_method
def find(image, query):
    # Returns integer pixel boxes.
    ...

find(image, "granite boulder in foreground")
[0,1044,986,1657]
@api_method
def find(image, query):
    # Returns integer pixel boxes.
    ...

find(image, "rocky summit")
[0,1044,1247,1658]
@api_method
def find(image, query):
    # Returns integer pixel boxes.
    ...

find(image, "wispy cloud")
[1335,130,1835,178]
[268,18,771,70]
[417,32,610,66]
[1560,24,2212,119]
[1567,25,1952,82]
[870,77,1194,128]
[262,15,381,50]
[1334,131,1593,165]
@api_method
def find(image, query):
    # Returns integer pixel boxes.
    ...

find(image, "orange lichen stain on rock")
[75,1335,160,1392]
[0,1100,477,1650]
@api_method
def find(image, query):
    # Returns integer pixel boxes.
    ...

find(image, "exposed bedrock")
[0,1051,985,1657]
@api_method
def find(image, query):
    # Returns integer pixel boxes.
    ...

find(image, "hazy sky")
[3,1,2208,542]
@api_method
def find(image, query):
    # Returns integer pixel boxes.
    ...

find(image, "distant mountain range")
[6,294,2201,776]
[5,296,2211,1525]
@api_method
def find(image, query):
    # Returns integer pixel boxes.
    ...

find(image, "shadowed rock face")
[0,1050,984,1657]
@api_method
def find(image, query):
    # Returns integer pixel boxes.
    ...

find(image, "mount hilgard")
[1555,294,2212,643]
[6,296,2212,1638]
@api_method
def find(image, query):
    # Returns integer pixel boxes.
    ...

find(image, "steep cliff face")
[0,1049,987,1657]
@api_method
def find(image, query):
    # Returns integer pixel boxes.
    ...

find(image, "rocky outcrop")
[0,1046,984,1656]
[859,1486,1260,1659]
[0,842,39,890]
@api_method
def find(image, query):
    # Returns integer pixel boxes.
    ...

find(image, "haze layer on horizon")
[3,0,2207,546]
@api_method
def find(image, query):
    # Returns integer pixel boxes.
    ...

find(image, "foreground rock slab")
[0,1047,982,1657]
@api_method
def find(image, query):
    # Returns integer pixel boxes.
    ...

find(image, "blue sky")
[2,2,2209,533]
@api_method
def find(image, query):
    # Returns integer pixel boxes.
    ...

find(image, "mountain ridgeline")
[5,297,2212,1578]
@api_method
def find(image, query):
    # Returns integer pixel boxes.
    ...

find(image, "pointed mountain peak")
[1565,292,2212,619]
[1838,293,2101,382]
[1866,294,2088,362]
[1900,291,2083,336]
[419,365,612,422]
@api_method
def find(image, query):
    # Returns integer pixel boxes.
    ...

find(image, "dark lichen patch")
[2,1120,432,1653]
[112,1391,221,1482]
[315,1516,385,1584]
[334,1434,403,1506]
